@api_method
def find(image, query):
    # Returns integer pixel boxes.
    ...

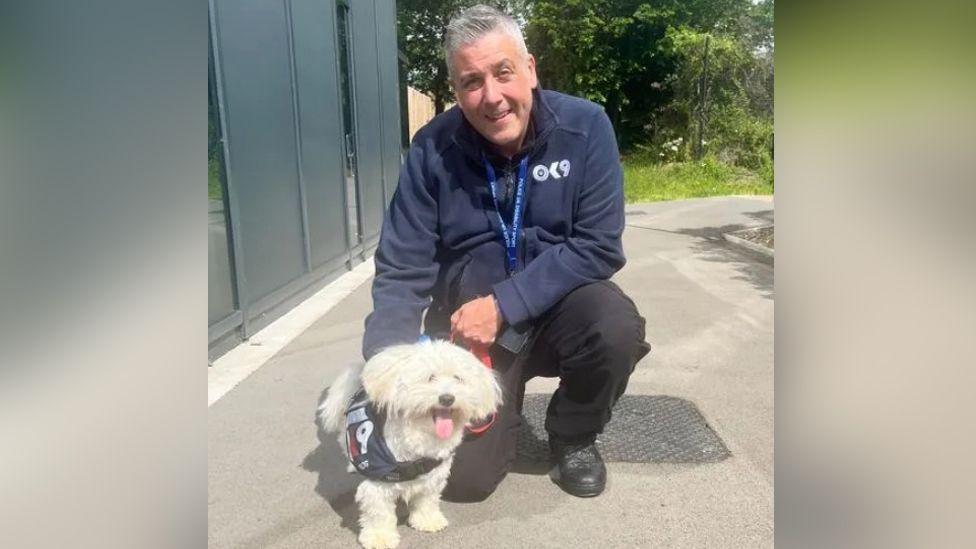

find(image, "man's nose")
[482,78,503,106]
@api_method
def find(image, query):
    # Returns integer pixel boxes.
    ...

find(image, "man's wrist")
[492,279,530,327]
[491,294,505,330]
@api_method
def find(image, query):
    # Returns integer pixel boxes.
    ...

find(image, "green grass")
[208,158,223,202]
[622,153,773,203]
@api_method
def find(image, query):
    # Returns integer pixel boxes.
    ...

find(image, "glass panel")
[209,34,238,326]
[336,2,361,246]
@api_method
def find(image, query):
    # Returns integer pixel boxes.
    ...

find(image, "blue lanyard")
[482,154,529,274]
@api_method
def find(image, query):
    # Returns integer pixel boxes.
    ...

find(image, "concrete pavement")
[208,195,774,548]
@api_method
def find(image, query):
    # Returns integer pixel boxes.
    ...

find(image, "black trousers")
[443,280,651,502]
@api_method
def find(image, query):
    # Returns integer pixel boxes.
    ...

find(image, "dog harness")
[344,388,442,482]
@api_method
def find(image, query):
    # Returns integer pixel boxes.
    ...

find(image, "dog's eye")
[453,375,462,382]
[428,375,436,382]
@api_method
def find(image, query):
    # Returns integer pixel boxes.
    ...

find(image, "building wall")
[208,0,401,358]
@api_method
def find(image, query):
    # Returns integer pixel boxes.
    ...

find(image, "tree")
[398,0,773,165]
[661,25,772,168]
[525,0,756,150]
[525,0,771,156]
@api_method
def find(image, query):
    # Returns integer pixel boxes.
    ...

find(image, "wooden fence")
[406,87,453,141]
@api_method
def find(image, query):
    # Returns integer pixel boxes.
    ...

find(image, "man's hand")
[450,295,504,347]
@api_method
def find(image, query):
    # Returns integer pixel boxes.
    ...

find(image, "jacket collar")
[452,88,558,166]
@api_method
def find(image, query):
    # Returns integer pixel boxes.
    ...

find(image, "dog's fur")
[318,340,502,549]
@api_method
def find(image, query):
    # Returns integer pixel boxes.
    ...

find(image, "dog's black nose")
[438,394,455,407]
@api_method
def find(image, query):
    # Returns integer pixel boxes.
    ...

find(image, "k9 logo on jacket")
[532,159,571,182]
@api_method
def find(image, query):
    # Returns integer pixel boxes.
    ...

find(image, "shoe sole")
[552,477,605,498]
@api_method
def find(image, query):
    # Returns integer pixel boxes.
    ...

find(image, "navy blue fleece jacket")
[362,89,625,359]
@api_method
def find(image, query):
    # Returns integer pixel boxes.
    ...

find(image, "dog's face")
[361,341,503,441]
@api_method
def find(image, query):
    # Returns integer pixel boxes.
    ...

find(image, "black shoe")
[549,437,606,497]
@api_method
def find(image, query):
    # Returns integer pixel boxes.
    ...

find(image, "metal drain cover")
[516,394,730,463]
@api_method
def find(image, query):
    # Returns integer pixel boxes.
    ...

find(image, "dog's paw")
[358,527,400,549]
[408,509,448,532]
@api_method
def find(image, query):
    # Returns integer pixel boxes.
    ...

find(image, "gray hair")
[444,4,528,81]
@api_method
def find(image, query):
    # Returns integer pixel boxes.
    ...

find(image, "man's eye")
[463,79,481,91]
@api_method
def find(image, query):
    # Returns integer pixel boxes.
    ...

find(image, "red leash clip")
[464,343,497,438]
[471,344,492,369]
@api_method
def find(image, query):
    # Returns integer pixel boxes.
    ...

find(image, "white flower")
[670,145,678,151]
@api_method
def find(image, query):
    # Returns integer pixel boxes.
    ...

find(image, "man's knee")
[562,282,650,365]
[593,313,650,371]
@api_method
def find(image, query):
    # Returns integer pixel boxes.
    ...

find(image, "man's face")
[450,31,537,158]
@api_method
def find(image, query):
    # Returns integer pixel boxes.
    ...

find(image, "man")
[363,4,650,500]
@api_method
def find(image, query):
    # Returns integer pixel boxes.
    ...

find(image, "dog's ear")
[360,345,414,413]
[467,358,504,420]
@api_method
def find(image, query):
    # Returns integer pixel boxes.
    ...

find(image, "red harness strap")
[471,344,492,368]
[464,343,497,437]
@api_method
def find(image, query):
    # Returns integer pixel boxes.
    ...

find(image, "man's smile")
[485,110,511,123]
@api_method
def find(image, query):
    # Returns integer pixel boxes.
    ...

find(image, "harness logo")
[355,420,374,455]
[532,159,571,182]
[345,404,373,459]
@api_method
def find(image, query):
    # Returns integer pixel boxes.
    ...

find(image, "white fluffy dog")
[318,340,502,549]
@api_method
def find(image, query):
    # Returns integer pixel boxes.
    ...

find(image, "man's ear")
[448,78,460,103]
[526,54,538,89]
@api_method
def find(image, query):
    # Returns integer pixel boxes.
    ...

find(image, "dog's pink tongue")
[433,410,454,440]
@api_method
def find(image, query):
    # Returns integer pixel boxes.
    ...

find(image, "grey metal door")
[209,0,402,356]
[336,0,363,253]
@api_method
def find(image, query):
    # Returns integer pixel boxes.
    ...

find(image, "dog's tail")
[316,363,363,434]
